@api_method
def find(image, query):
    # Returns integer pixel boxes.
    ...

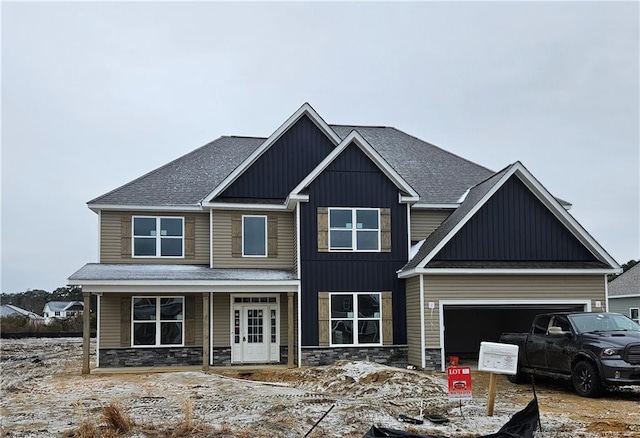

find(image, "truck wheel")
[572,360,603,398]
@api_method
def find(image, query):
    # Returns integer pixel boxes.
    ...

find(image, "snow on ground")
[1,338,639,437]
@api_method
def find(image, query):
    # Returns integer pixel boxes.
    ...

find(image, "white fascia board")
[412,203,459,210]
[89,204,203,213]
[202,103,341,203]
[202,202,291,211]
[608,294,640,299]
[79,281,300,294]
[510,164,620,270]
[405,268,619,275]
[399,195,420,204]
[290,130,419,199]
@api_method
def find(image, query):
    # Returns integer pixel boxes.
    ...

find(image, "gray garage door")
[443,304,585,359]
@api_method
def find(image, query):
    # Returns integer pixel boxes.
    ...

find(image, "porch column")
[202,293,210,371]
[287,292,295,368]
[82,291,91,375]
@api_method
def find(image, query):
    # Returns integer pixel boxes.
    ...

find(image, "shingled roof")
[609,263,640,297]
[88,124,495,208]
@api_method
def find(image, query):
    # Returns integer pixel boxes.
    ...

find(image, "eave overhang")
[88,204,203,214]
[398,268,620,279]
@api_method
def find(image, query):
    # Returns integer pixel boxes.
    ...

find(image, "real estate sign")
[447,366,472,401]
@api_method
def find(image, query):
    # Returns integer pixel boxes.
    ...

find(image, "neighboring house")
[0,304,44,322]
[43,301,84,324]
[608,263,640,323]
[68,103,620,373]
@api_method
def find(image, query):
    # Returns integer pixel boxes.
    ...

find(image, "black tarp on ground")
[363,398,540,438]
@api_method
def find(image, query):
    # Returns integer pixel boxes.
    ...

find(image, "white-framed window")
[132,297,184,347]
[631,308,639,324]
[132,216,184,258]
[242,215,267,257]
[329,208,380,251]
[329,292,382,346]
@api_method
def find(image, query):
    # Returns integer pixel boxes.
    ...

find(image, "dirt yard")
[1,338,639,437]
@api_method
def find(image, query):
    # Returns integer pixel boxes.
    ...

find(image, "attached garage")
[442,301,588,360]
[399,163,621,370]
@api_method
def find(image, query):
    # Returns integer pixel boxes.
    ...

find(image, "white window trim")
[132,216,185,258]
[131,296,185,348]
[242,215,268,258]
[328,208,380,252]
[329,292,382,347]
[630,307,639,323]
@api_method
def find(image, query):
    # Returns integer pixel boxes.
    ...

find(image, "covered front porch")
[69,264,299,374]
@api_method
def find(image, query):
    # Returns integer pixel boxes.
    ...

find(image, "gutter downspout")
[296,202,302,367]
[419,274,426,369]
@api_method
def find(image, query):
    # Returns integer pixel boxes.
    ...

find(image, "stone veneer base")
[99,347,202,367]
[301,346,408,368]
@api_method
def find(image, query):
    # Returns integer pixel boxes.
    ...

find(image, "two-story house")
[69,103,620,374]
[43,300,84,325]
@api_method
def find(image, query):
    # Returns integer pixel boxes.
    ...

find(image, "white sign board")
[478,341,519,375]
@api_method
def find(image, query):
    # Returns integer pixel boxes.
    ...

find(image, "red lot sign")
[447,366,473,400]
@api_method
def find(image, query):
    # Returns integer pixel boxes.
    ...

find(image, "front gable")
[308,141,400,205]
[433,175,596,262]
[219,114,336,200]
[400,162,620,276]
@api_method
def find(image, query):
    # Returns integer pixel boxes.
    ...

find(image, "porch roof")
[68,263,298,283]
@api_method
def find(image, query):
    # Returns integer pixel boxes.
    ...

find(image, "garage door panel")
[443,304,584,357]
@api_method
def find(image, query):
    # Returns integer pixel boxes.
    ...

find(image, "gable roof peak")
[202,103,341,203]
[290,128,419,200]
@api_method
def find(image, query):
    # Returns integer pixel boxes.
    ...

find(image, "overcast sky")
[2,2,639,294]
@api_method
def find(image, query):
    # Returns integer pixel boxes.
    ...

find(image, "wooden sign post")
[477,342,519,417]
[486,372,498,416]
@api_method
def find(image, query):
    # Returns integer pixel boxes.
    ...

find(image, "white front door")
[231,295,280,364]
[243,306,268,362]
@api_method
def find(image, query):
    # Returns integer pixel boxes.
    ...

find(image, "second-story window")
[133,216,184,257]
[243,215,267,257]
[329,208,380,251]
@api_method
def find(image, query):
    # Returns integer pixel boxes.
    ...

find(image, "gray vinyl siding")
[99,293,203,349]
[608,296,640,317]
[212,293,231,347]
[423,274,606,348]
[410,209,451,242]
[212,209,295,269]
[100,211,210,264]
[405,277,422,367]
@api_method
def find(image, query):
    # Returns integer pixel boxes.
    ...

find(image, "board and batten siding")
[410,209,452,242]
[405,277,422,367]
[422,274,606,348]
[99,293,203,349]
[100,211,210,264]
[212,210,295,269]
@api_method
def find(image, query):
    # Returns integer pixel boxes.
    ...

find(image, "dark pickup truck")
[500,312,640,397]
